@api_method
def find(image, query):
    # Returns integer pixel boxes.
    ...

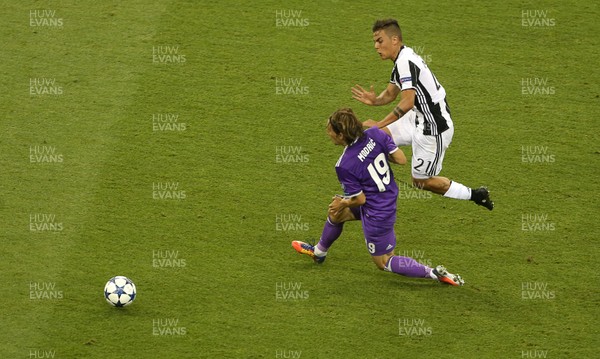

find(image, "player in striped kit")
[351,19,494,210]
[292,108,464,286]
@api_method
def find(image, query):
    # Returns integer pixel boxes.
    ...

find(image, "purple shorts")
[350,207,397,256]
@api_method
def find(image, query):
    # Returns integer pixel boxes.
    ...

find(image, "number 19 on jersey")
[367,153,390,192]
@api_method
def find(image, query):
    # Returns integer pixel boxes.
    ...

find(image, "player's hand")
[362,119,379,128]
[351,84,377,105]
[328,196,345,217]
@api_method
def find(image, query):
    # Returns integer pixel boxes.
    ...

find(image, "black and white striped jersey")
[390,46,451,135]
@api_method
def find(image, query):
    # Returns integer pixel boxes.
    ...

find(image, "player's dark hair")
[372,19,402,41]
[328,108,364,144]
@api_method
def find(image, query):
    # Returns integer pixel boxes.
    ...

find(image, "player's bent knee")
[328,212,344,224]
[329,208,356,224]
[371,255,389,271]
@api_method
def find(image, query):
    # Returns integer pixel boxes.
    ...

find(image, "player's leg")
[364,227,437,279]
[410,123,454,194]
[313,205,359,257]
[412,176,450,194]
[411,123,494,210]
[373,252,433,277]
[292,203,360,263]
[385,112,473,203]
[385,110,415,146]
[365,228,464,286]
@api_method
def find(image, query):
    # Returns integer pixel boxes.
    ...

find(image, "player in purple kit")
[292,108,464,286]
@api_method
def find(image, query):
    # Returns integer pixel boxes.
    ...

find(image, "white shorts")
[387,110,454,179]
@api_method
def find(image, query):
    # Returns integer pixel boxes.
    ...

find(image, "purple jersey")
[335,127,399,222]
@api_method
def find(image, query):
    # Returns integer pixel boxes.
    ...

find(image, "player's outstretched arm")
[372,89,416,129]
[352,83,399,106]
[389,148,407,165]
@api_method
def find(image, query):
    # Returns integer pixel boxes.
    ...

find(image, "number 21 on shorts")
[413,157,433,174]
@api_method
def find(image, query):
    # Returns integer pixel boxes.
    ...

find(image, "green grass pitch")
[1,1,598,358]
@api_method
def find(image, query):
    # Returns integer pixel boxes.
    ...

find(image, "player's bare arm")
[388,148,407,165]
[351,83,399,106]
[371,89,415,129]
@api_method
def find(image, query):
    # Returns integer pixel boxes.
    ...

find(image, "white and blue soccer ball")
[104,276,136,307]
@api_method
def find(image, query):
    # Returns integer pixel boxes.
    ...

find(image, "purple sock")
[384,256,432,278]
[316,217,343,252]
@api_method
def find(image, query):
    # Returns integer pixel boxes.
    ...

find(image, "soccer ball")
[104,276,136,307]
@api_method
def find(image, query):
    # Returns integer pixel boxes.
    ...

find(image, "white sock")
[443,181,471,200]
[314,245,327,257]
[428,269,439,280]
